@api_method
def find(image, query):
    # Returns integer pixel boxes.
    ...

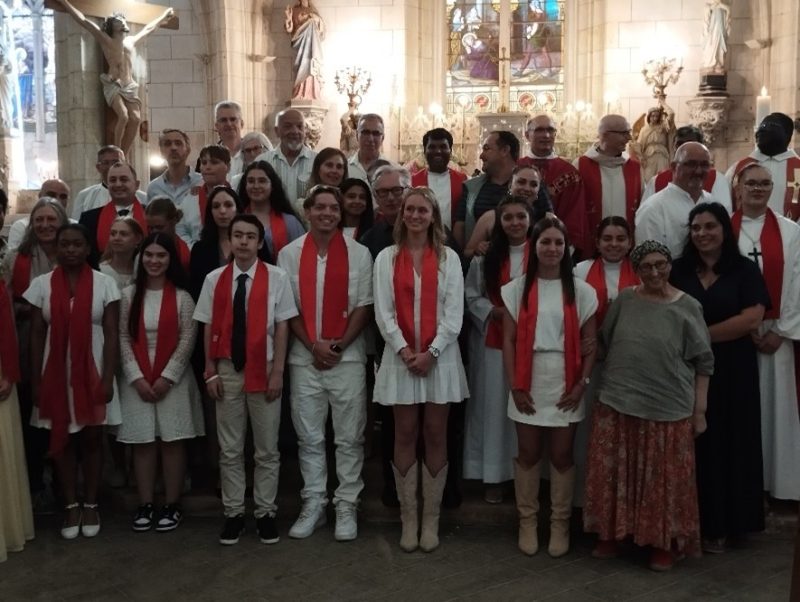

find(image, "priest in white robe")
[734,163,800,501]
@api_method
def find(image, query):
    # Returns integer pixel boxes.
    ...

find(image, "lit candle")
[756,86,771,127]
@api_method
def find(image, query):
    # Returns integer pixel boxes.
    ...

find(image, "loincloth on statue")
[100,74,141,107]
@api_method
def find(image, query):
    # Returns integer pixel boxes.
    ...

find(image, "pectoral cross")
[748,246,762,265]
[789,168,800,205]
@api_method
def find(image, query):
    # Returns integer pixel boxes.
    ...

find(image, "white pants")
[216,360,281,518]
[290,362,366,505]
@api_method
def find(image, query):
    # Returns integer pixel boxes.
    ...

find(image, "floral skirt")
[583,402,700,555]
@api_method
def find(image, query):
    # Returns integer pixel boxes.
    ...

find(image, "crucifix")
[748,246,763,265]
[46,0,178,156]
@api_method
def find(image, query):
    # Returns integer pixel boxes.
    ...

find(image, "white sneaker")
[334,501,357,542]
[288,500,326,539]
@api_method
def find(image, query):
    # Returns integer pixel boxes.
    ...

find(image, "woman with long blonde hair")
[373,187,468,553]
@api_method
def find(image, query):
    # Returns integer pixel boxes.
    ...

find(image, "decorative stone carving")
[289,100,327,149]
[686,96,732,147]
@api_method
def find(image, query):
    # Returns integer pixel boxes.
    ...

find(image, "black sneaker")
[132,503,155,532]
[155,504,183,532]
[219,515,245,545]
[256,514,279,544]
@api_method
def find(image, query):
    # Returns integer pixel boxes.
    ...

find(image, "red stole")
[197,181,231,225]
[513,280,581,393]
[411,168,467,225]
[131,283,179,385]
[299,232,349,342]
[654,169,716,194]
[578,156,641,236]
[175,236,191,272]
[269,212,289,255]
[209,261,270,392]
[40,265,106,456]
[0,280,20,383]
[393,246,438,352]
[584,258,639,326]
[485,242,530,349]
[96,200,148,252]
[732,208,784,320]
[10,252,32,299]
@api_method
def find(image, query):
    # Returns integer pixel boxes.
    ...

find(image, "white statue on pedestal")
[701,0,731,74]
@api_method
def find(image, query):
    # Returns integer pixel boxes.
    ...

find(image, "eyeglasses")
[359,129,384,138]
[679,160,712,170]
[242,145,267,155]
[374,186,406,199]
[742,179,774,190]
[637,260,670,273]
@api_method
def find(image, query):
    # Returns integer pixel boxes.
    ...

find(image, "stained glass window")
[446,0,565,115]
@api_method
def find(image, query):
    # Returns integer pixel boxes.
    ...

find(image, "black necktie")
[117,209,130,217]
[231,273,248,371]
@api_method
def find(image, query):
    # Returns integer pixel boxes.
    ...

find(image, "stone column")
[54,12,103,214]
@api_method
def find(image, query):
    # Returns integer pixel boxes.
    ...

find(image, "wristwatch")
[428,345,441,359]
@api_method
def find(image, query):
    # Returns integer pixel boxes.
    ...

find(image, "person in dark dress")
[670,201,768,553]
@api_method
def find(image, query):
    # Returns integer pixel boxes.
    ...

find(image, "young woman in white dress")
[572,216,637,507]
[464,196,532,503]
[26,224,121,540]
[99,216,143,291]
[501,217,598,558]
[118,234,204,533]
[373,187,468,553]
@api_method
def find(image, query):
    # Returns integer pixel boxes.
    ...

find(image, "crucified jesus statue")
[54,0,174,155]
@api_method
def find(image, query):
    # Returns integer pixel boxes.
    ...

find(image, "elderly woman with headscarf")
[582,240,714,572]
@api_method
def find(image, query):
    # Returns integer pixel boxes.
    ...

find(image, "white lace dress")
[117,286,204,443]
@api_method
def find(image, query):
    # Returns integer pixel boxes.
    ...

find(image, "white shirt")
[277,233,374,365]
[635,183,729,258]
[255,146,316,205]
[465,243,526,328]
[193,260,298,362]
[574,258,623,301]
[346,153,392,185]
[426,170,453,229]
[725,149,800,216]
[71,183,147,220]
[147,169,203,205]
[175,193,203,247]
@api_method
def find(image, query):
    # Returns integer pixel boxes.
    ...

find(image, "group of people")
[0,99,798,574]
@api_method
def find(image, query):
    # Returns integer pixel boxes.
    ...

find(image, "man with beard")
[453,130,519,249]
[635,142,730,258]
[256,109,316,209]
[410,128,467,231]
[727,112,800,220]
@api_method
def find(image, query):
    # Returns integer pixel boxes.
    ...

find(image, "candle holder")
[558,100,596,160]
[334,67,372,111]
[641,56,683,104]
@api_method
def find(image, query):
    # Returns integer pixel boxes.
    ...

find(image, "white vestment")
[462,245,525,483]
[737,212,800,500]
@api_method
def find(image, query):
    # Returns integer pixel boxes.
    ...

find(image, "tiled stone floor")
[1,505,794,601]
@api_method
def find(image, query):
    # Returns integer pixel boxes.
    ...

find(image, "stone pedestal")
[289,99,329,150]
[686,96,733,147]
[699,73,728,97]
